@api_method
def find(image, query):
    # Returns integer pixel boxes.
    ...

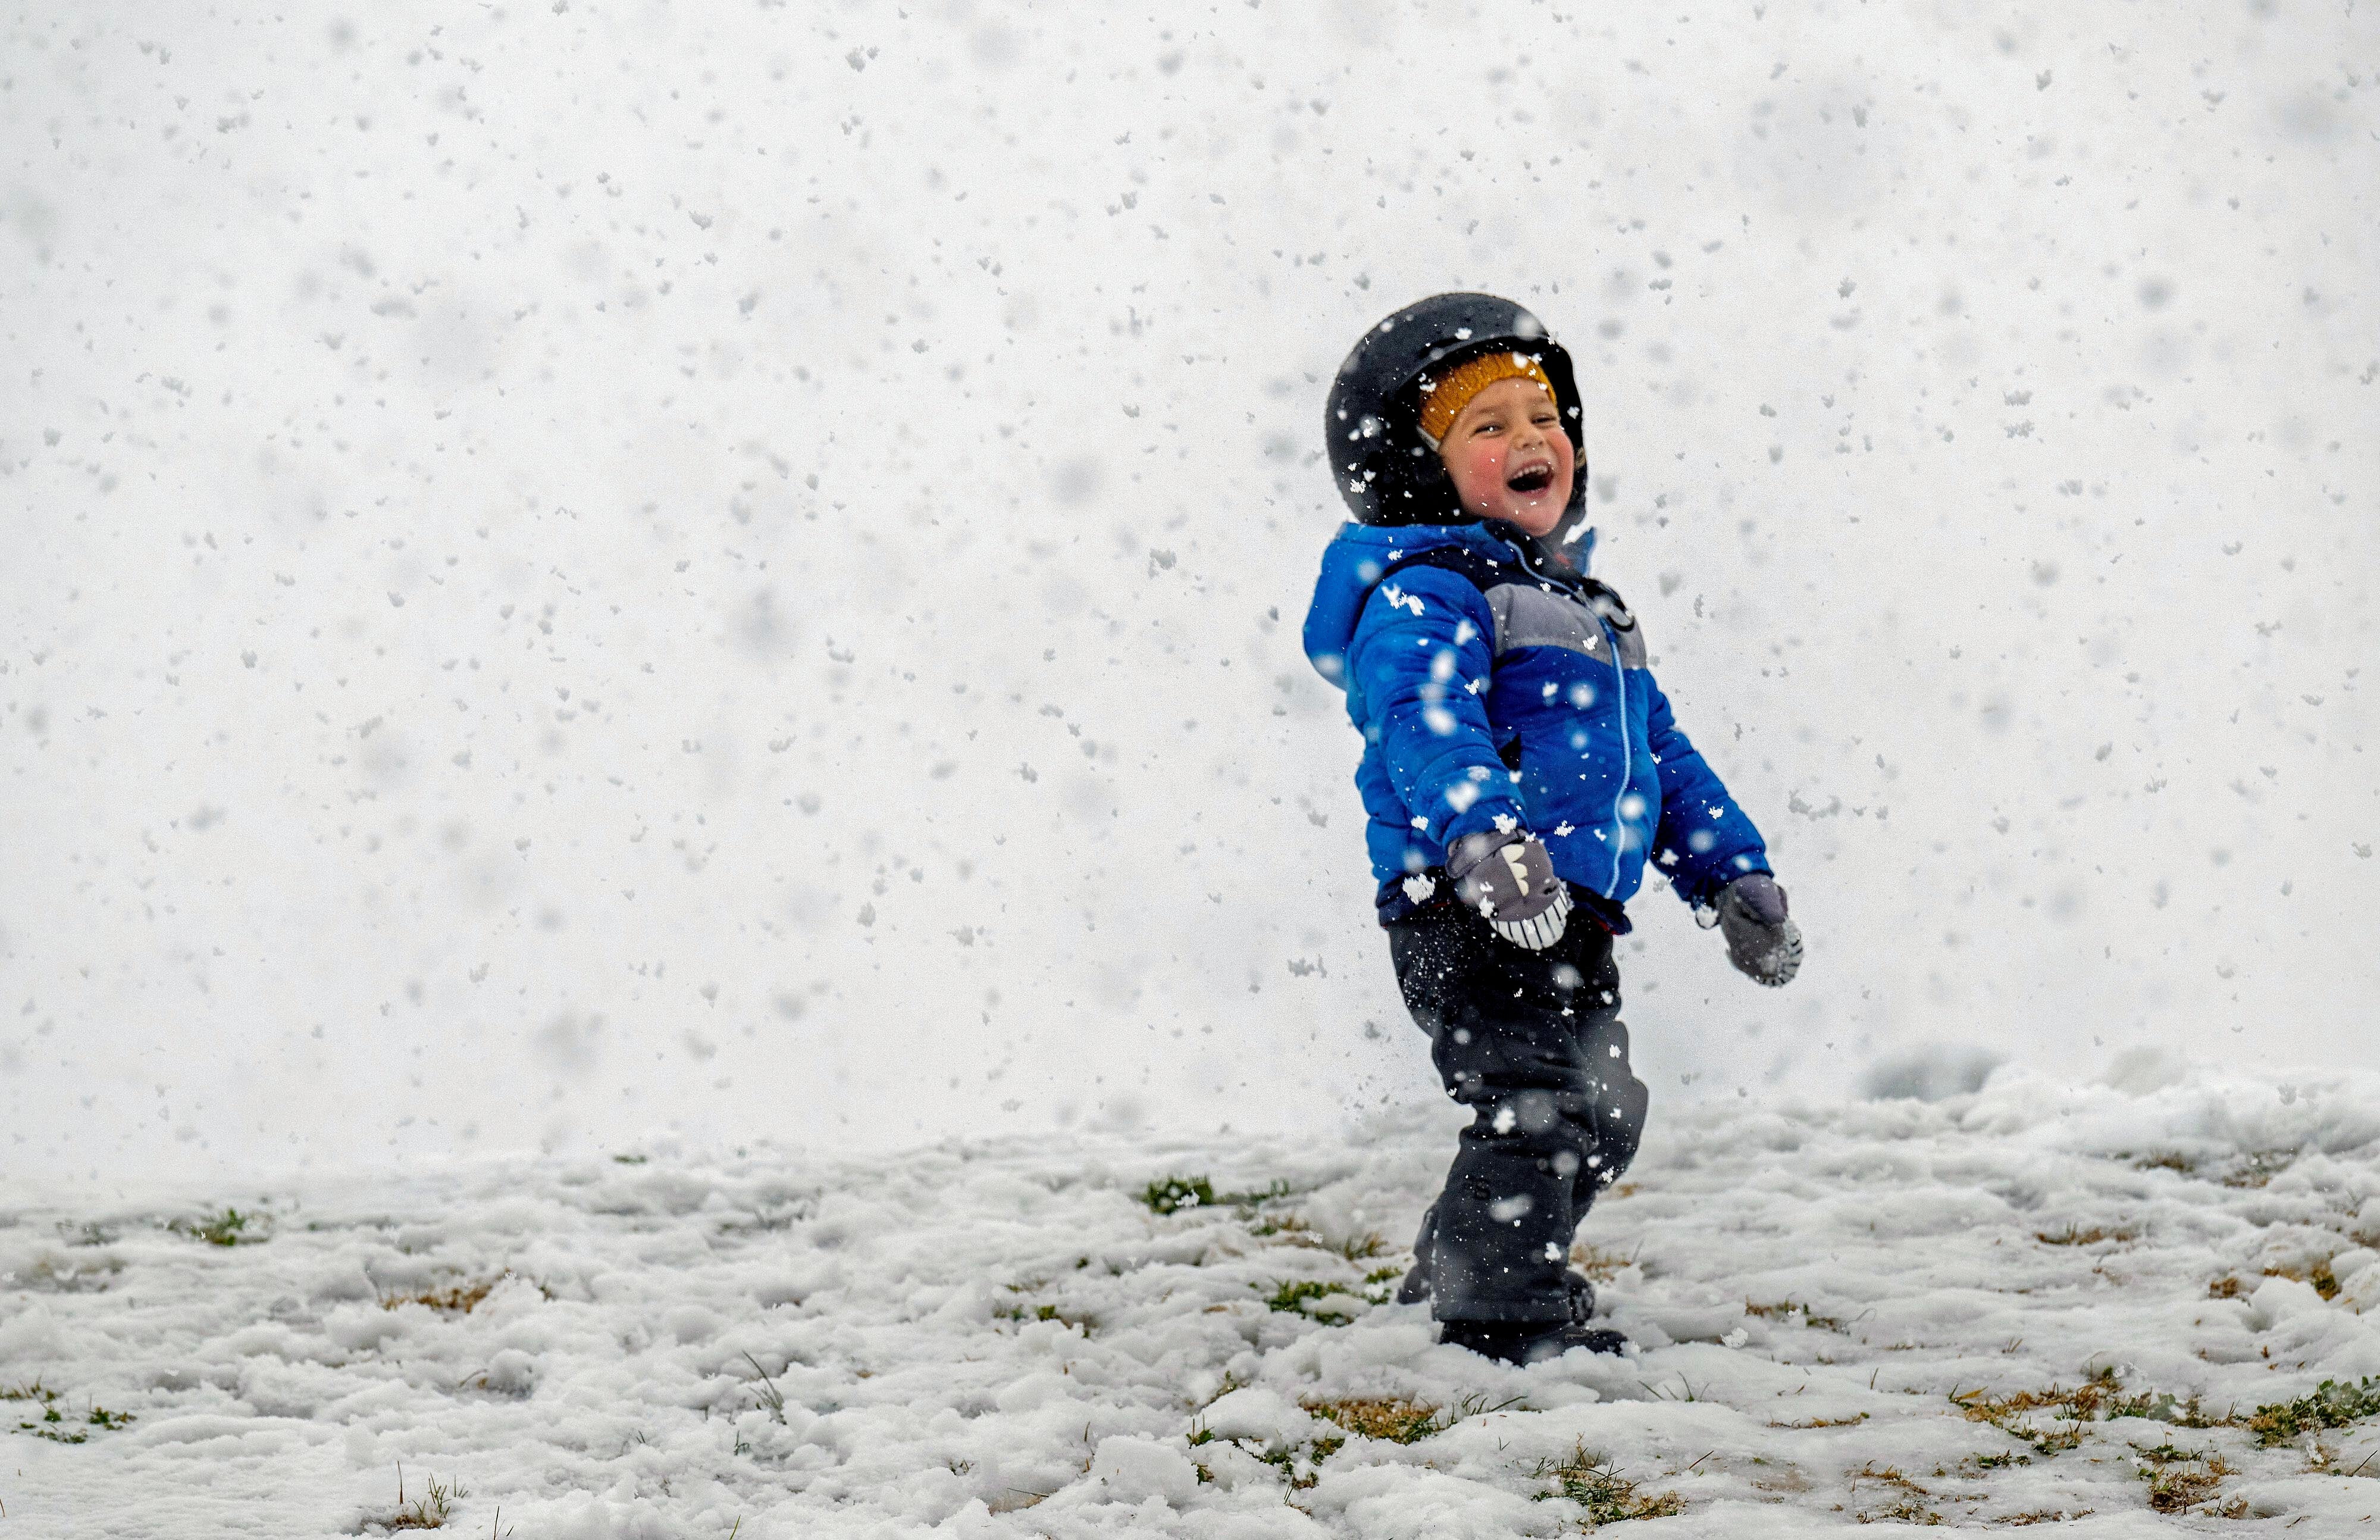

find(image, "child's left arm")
[1644,684,1803,985]
[1642,683,1771,912]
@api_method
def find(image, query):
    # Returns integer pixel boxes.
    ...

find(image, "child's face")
[1438,377,1575,537]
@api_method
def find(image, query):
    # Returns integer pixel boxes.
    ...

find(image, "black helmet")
[1324,293,1591,559]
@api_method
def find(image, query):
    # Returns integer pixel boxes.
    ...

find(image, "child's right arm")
[1344,566,1527,856]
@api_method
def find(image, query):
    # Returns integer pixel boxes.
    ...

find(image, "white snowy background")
[1,1,2377,1532]
[3,0,2373,1178]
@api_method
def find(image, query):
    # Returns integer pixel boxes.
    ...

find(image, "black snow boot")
[1442,1279,1627,1364]
[1395,1201,1599,1314]
[1444,1318,1630,1365]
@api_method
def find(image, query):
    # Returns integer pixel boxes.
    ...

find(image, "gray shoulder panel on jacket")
[1488,583,1648,668]
[1489,584,1601,657]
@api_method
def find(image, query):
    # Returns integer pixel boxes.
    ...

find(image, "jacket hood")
[1324,292,1593,572]
[1302,521,1598,686]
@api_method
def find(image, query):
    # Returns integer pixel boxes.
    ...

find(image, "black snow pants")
[1386,891,1649,1324]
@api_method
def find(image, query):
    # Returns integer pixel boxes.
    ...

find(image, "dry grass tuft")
[2218,1150,2296,1189]
[1304,1397,1443,1444]
[1530,1442,1685,1524]
[1745,1298,1850,1334]
[1244,1212,1388,1262]
[1569,1241,1637,1282]
[1849,1461,1941,1524]
[2141,1450,2233,1515]
[379,1270,550,1314]
[2125,1148,2296,1188]
[1952,1369,2125,1454]
[2210,1260,2341,1301]
[384,1279,494,1314]
[1955,1369,2231,1457]
[2034,1223,2135,1247]
[1851,1461,1927,1493]
[367,1466,465,1532]
[1335,1229,1386,1261]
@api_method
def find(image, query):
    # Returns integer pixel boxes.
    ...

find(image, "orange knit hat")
[1414,350,1557,446]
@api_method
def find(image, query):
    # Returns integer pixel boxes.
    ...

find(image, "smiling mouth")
[1505,464,1555,494]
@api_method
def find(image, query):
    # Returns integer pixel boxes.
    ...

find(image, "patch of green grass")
[168,1206,267,1247]
[1188,1421,1345,1490]
[1248,1436,1342,1488]
[1257,1278,1355,1322]
[1142,1175,1218,1215]
[6,1382,137,1444]
[1530,1442,1686,1523]
[994,1299,1096,1334]
[2105,1389,2221,1428]
[2246,1376,2380,1447]
[1143,1174,1302,1216]
[2130,1441,2207,1465]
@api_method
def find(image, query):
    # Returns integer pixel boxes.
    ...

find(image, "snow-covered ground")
[10,1055,2380,1536]
[5,0,2375,1184]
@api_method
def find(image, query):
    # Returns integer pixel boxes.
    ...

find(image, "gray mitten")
[1446,831,1572,950]
[1702,873,1802,987]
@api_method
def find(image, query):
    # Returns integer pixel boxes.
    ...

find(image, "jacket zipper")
[1600,612,1630,897]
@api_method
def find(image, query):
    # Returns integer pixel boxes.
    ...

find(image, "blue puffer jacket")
[1302,521,1770,926]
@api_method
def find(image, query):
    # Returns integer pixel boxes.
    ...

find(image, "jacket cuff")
[1668,849,1772,910]
[1438,795,1529,855]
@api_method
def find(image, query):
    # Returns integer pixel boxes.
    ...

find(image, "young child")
[1302,293,1803,1366]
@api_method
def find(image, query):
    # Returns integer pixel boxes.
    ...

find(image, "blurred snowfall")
[1,0,2372,1186]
